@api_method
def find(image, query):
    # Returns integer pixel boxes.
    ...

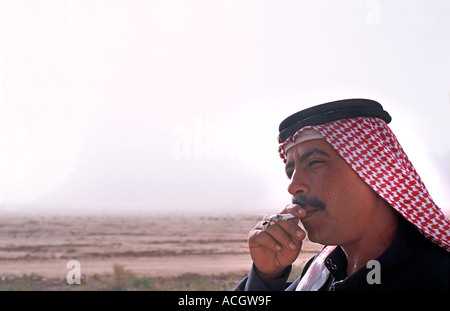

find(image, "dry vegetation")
[0,265,251,291]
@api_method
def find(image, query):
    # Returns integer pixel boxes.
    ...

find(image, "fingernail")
[296,230,304,238]
[289,241,297,250]
[275,244,282,251]
[297,207,305,215]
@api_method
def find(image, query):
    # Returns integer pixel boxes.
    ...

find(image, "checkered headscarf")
[279,116,450,251]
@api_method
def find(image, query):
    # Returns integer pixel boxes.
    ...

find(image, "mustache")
[292,195,326,210]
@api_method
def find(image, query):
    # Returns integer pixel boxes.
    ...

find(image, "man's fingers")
[249,205,307,255]
[248,207,308,280]
[248,226,282,252]
[282,219,306,240]
[283,204,307,218]
[268,210,306,242]
[264,221,298,251]
[251,219,305,252]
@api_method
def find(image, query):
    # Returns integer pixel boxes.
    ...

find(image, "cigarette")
[269,213,295,222]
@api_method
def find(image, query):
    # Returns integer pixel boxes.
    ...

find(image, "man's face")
[285,138,382,245]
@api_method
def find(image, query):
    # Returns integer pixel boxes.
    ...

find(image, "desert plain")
[0,210,322,290]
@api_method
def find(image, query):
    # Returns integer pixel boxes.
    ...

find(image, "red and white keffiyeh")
[279,117,450,252]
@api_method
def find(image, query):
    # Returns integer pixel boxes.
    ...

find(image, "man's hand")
[248,204,306,280]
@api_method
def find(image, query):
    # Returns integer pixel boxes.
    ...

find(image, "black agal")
[278,98,391,143]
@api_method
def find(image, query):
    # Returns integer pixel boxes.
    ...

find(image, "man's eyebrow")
[285,148,331,171]
[285,161,295,172]
[299,148,331,163]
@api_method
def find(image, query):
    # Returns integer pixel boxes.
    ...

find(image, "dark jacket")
[236,219,450,291]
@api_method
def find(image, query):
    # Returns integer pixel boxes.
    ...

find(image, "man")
[236,99,450,291]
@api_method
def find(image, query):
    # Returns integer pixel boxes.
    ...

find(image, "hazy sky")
[0,0,449,214]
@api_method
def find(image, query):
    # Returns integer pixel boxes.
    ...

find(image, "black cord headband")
[278,98,392,144]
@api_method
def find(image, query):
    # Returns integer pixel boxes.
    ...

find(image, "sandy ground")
[0,212,323,280]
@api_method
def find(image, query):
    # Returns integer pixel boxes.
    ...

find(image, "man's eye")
[309,160,324,167]
[286,171,293,179]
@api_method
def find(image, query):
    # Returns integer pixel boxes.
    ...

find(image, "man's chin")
[302,225,332,245]
[305,231,322,244]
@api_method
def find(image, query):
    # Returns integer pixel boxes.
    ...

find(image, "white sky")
[0,0,449,214]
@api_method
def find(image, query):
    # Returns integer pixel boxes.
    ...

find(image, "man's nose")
[287,167,309,196]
